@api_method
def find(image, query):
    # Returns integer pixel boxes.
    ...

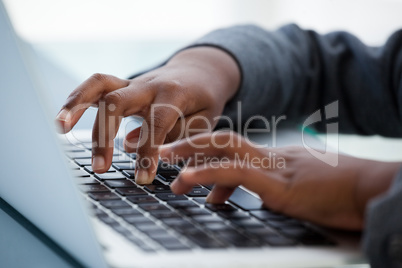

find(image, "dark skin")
[160,131,401,230]
[57,46,401,230]
[56,47,240,184]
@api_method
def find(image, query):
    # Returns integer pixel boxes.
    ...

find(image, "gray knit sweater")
[188,24,402,268]
[131,24,402,267]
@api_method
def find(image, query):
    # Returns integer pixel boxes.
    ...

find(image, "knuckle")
[161,79,182,91]
[149,112,167,133]
[104,91,124,106]
[154,79,184,98]
[64,90,86,109]
[90,73,110,84]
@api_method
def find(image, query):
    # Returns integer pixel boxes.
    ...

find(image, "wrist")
[167,46,240,104]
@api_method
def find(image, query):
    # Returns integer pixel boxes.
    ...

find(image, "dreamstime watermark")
[61,100,339,168]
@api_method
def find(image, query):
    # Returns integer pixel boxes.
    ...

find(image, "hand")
[56,47,240,184]
[159,131,401,230]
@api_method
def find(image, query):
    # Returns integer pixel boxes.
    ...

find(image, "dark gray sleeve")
[364,170,402,268]
[185,24,402,267]
[187,24,402,136]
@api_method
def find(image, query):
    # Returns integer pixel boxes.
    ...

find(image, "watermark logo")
[302,101,339,167]
[60,100,339,169]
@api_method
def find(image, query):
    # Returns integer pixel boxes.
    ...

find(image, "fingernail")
[92,155,105,172]
[135,169,150,185]
[56,109,71,123]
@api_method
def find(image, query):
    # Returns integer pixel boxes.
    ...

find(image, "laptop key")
[112,224,132,236]
[217,230,260,247]
[167,200,198,208]
[95,173,126,180]
[192,197,207,205]
[231,218,266,229]
[267,219,303,229]
[89,192,120,201]
[250,210,290,221]
[127,196,158,204]
[104,179,136,188]
[63,145,85,152]
[111,207,142,216]
[155,238,190,250]
[93,209,108,218]
[139,203,170,211]
[80,184,109,192]
[76,177,99,184]
[100,200,131,209]
[205,203,236,212]
[135,223,159,232]
[157,162,179,174]
[98,215,119,226]
[144,185,171,193]
[116,188,147,196]
[74,155,129,167]
[72,169,90,177]
[262,234,297,246]
[68,162,80,170]
[185,187,209,197]
[203,222,232,232]
[66,151,92,159]
[245,226,277,236]
[127,153,137,159]
[186,231,224,248]
[112,162,135,171]
[157,173,178,182]
[229,187,264,211]
[85,166,116,174]
[217,211,250,219]
[143,228,171,239]
[149,210,181,219]
[179,207,212,216]
[123,215,154,225]
[74,158,92,166]
[192,215,224,224]
[122,170,135,178]
[161,218,194,229]
[155,193,187,201]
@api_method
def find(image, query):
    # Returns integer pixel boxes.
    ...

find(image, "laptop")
[0,2,368,267]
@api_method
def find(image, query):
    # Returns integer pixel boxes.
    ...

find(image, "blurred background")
[3,0,402,160]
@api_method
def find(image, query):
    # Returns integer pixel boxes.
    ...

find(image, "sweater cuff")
[363,165,402,268]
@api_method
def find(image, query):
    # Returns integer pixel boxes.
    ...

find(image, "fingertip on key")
[92,155,105,172]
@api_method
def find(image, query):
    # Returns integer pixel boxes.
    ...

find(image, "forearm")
[188,24,402,136]
[166,47,240,106]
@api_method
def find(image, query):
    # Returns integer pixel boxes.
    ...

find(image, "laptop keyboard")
[64,141,335,252]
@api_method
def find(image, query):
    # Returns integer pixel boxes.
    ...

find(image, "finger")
[171,164,287,209]
[56,73,129,133]
[206,186,236,204]
[159,131,265,163]
[91,100,123,173]
[122,110,197,151]
[135,102,185,184]
[124,126,142,152]
[91,85,154,173]
[163,109,215,144]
